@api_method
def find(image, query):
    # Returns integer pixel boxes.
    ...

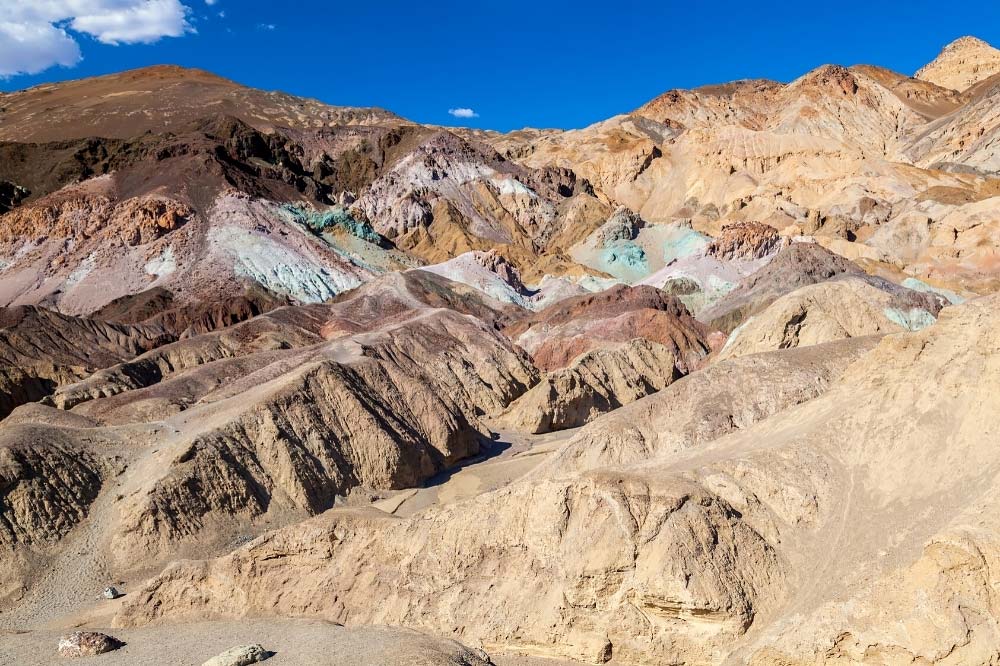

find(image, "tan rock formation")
[915,36,1000,92]
[717,277,937,360]
[704,221,785,261]
[56,631,124,657]
[499,338,679,433]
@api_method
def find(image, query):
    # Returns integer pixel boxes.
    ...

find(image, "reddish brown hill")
[505,284,710,372]
[0,65,401,143]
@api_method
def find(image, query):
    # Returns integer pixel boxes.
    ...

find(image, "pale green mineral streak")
[901,278,964,305]
[884,307,936,331]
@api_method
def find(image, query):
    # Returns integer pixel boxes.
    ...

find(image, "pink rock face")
[57,631,124,658]
[706,330,729,352]
[473,249,526,293]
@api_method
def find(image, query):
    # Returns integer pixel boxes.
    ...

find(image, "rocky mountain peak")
[916,35,1000,91]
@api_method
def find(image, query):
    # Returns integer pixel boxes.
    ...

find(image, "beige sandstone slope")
[537,336,878,476]
[115,293,1000,665]
[852,64,966,119]
[499,338,680,434]
[735,294,1000,664]
[915,36,1000,92]
[716,277,941,360]
[905,72,1000,174]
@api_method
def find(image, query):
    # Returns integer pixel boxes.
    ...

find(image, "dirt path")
[0,618,583,666]
[376,428,574,518]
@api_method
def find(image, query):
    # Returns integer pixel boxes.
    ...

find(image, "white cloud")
[448,107,479,119]
[258,23,276,30]
[0,0,195,77]
[204,0,217,4]
[71,0,193,45]
[0,21,81,77]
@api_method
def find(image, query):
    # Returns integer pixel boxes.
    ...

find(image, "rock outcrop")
[717,277,943,360]
[202,644,271,666]
[500,338,680,433]
[505,284,710,372]
[915,36,1000,91]
[703,221,785,261]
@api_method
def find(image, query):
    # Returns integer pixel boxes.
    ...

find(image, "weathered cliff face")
[105,307,536,567]
[115,474,786,665]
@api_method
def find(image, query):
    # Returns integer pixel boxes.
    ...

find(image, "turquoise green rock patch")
[598,243,649,282]
[662,228,710,265]
[280,203,386,246]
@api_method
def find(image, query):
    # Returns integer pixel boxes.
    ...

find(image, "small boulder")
[201,644,271,666]
[103,586,121,600]
[57,631,124,658]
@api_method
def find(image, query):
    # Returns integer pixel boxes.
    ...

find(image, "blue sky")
[2,0,1000,131]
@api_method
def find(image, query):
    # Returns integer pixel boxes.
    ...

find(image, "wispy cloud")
[258,23,276,31]
[0,22,80,78]
[72,0,194,45]
[448,107,479,119]
[0,0,196,78]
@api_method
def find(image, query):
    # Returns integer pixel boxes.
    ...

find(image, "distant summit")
[915,35,1000,91]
